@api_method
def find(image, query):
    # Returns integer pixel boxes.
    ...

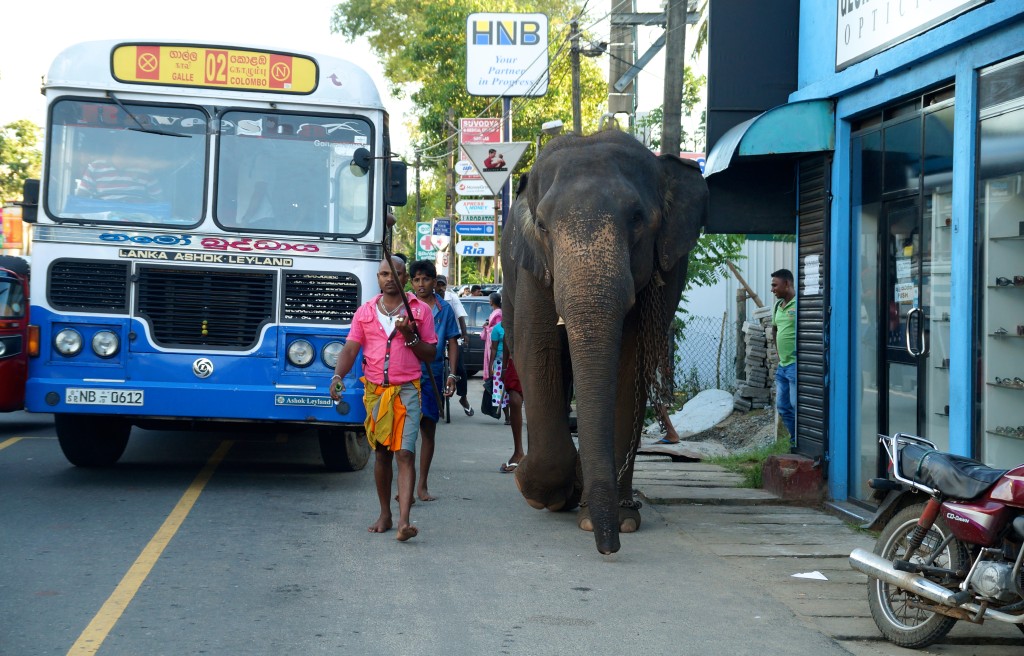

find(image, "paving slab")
[636,461,1024,652]
[638,486,782,505]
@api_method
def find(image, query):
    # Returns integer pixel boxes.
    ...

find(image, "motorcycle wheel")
[867,503,970,649]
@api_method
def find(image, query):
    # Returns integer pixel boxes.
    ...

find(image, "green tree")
[634,66,706,151]
[332,0,607,256]
[0,120,43,203]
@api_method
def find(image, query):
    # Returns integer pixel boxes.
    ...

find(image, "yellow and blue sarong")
[361,377,421,453]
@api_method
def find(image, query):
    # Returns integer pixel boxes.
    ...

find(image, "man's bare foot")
[368,515,393,533]
[396,524,419,541]
[417,488,437,502]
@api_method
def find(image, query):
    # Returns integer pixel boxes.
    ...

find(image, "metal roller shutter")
[795,156,831,462]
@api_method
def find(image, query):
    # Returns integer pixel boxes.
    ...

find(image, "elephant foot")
[515,456,575,512]
[618,501,642,533]
[577,504,594,532]
[577,501,642,533]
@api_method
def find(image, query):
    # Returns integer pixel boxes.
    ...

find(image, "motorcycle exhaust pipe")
[849,548,962,607]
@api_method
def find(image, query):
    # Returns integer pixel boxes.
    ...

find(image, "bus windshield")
[215,111,373,237]
[47,99,207,227]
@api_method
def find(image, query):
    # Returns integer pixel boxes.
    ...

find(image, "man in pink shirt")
[330,256,436,541]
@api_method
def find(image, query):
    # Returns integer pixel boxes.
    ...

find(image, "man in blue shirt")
[409,260,462,501]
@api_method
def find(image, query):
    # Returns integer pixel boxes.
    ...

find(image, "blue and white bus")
[20,40,406,469]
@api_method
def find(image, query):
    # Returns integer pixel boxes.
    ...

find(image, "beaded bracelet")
[404,335,420,348]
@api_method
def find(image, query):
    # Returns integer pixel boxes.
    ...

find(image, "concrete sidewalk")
[632,456,1024,655]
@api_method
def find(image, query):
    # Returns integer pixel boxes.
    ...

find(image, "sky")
[0,0,413,150]
[0,1,705,156]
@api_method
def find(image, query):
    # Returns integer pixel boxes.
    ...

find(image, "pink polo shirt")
[348,293,437,385]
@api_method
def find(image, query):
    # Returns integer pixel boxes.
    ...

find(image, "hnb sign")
[466,13,549,98]
[471,19,543,46]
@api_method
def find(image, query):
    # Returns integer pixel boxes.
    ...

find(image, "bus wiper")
[107,92,191,138]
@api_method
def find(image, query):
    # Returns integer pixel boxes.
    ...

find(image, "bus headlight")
[55,329,83,356]
[321,341,344,368]
[287,339,315,367]
[91,330,120,358]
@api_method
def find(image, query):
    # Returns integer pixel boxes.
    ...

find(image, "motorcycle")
[849,432,1024,648]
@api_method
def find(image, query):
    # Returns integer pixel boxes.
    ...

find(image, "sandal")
[463,405,475,417]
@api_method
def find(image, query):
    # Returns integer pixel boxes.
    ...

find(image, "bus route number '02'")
[65,388,144,406]
[206,51,229,85]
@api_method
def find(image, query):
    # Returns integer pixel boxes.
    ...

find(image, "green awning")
[703,99,834,234]
[705,99,835,177]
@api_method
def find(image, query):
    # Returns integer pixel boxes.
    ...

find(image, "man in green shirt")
[771,268,797,448]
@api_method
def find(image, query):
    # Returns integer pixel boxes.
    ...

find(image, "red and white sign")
[459,117,501,162]
[455,199,496,216]
[455,179,492,196]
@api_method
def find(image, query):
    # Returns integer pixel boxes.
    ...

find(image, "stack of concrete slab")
[733,305,776,412]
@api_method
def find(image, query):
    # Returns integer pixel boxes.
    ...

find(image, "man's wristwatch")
[447,374,460,382]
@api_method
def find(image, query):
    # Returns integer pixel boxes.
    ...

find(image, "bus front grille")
[283,272,360,324]
[136,266,275,349]
[49,260,130,313]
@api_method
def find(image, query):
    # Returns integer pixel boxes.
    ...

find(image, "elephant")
[500,129,708,555]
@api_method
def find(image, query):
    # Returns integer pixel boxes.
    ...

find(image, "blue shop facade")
[705,1,1024,509]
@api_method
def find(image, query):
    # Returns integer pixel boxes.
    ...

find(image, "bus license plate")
[65,388,144,406]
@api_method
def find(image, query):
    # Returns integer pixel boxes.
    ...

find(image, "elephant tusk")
[556,316,565,326]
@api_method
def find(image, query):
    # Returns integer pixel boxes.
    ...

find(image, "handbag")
[481,378,502,419]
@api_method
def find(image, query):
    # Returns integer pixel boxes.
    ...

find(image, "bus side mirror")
[387,160,408,207]
[20,179,39,224]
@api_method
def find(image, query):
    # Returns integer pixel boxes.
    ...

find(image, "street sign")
[455,198,496,216]
[459,117,501,162]
[455,160,478,177]
[455,178,492,196]
[462,142,530,195]
[456,239,496,257]
[455,221,495,236]
[415,221,435,261]
[435,250,450,277]
[431,218,451,236]
[466,13,549,97]
[430,218,451,250]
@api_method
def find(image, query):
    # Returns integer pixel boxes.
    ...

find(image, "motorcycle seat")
[899,443,1007,499]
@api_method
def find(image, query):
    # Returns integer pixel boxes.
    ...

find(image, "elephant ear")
[506,173,553,287]
[656,155,708,272]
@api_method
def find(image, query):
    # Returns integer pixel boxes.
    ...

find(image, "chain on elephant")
[618,271,673,485]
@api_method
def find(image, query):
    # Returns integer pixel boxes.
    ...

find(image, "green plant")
[706,434,791,489]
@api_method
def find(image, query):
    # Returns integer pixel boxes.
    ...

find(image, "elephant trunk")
[555,254,634,555]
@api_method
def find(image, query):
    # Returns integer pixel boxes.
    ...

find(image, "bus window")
[216,111,372,237]
[46,100,207,227]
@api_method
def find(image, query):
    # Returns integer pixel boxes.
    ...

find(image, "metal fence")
[672,314,738,399]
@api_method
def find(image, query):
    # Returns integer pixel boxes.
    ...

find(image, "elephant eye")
[536,220,548,233]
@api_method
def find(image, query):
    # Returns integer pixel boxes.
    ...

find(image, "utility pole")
[444,108,456,284]
[662,0,687,157]
[608,0,635,116]
[571,19,582,134]
[415,151,421,225]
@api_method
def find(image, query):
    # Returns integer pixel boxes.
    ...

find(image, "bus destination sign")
[111,44,318,93]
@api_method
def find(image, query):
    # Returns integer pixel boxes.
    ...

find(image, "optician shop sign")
[835,0,988,71]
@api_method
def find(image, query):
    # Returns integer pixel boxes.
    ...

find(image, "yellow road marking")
[0,437,22,451]
[67,440,234,656]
